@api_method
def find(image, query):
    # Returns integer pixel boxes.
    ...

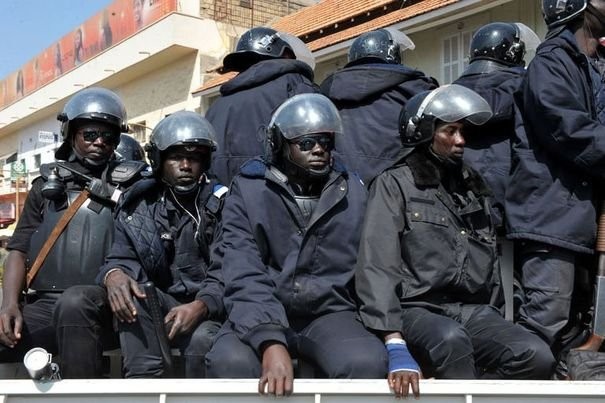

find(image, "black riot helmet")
[266,93,342,178]
[463,22,541,75]
[55,87,128,160]
[346,28,415,67]
[542,0,587,28]
[222,27,295,72]
[146,110,217,173]
[116,134,145,161]
[399,84,492,147]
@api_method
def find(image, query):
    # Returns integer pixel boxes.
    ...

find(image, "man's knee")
[183,322,220,357]
[54,286,104,326]
[205,335,260,378]
[504,336,556,379]
[420,322,475,377]
[323,342,387,379]
[428,322,473,359]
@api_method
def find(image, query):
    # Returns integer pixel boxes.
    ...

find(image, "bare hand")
[105,269,145,323]
[164,300,208,340]
[388,370,421,399]
[259,343,293,397]
[0,304,22,348]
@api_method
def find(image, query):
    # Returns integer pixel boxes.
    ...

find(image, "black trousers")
[403,304,555,379]
[0,294,59,363]
[53,285,118,378]
[118,287,221,378]
[205,310,387,379]
[516,241,593,354]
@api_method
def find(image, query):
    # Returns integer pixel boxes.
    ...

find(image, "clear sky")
[0,0,113,79]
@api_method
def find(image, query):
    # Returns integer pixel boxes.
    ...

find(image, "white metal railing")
[0,379,605,402]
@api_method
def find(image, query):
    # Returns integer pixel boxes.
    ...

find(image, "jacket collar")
[220,59,314,95]
[404,149,491,197]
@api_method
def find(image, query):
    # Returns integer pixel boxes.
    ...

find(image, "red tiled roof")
[272,0,394,36]
[307,0,460,51]
[196,71,237,95]
[193,0,459,94]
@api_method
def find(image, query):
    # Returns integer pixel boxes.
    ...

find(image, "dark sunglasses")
[78,129,119,143]
[291,135,334,152]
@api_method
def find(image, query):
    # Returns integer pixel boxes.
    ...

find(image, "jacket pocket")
[408,205,449,228]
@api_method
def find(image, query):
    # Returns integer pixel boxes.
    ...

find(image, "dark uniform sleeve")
[355,171,408,333]
[7,177,45,253]
[196,200,226,321]
[96,214,146,285]
[524,48,605,177]
[219,179,289,353]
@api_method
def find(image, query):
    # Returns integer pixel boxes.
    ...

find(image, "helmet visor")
[278,32,315,70]
[151,111,218,151]
[423,84,492,126]
[269,93,343,140]
[515,23,541,59]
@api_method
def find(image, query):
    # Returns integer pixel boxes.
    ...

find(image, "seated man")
[205,94,387,395]
[0,87,145,378]
[355,85,556,398]
[63,111,228,378]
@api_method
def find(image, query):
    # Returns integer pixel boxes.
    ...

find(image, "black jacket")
[97,177,227,319]
[356,151,497,333]
[320,63,438,184]
[454,67,524,227]
[506,28,605,253]
[206,59,319,185]
[215,158,366,353]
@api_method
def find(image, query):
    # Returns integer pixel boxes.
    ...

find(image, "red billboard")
[0,0,178,110]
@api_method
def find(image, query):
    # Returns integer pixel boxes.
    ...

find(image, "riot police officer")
[99,111,227,378]
[206,26,319,185]
[506,0,605,372]
[356,85,555,397]
[205,93,387,395]
[0,87,146,378]
[321,28,438,183]
[454,22,539,228]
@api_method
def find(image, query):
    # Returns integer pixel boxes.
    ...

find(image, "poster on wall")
[0,0,177,110]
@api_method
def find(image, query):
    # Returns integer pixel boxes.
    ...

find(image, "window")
[442,30,473,84]
[34,154,41,169]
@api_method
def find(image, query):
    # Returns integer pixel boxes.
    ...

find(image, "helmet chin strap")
[161,172,207,196]
[71,149,111,168]
[428,145,463,169]
[280,146,331,181]
[162,178,200,196]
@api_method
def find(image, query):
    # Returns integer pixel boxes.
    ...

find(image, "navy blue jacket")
[206,59,319,185]
[215,158,367,353]
[97,177,226,319]
[454,67,525,227]
[320,63,438,184]
[506,28,605,253]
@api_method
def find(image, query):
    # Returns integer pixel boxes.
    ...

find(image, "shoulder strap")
[205,184,228,215]
[26,189,90,288]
